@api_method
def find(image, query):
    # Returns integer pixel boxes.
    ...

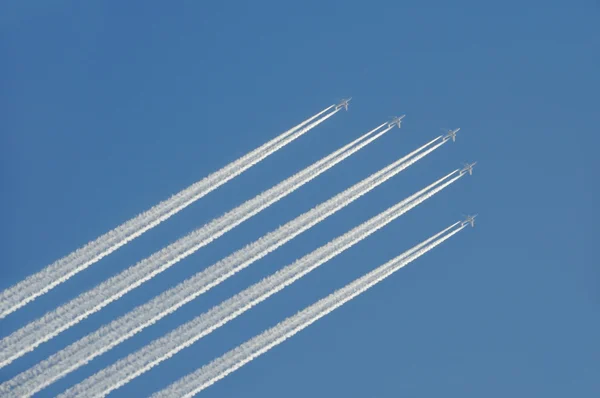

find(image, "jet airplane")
[462,214,478,227]
[388,115,406,128]
[460,162,477,176]
[336,98,352,111]
[442,128,460,142]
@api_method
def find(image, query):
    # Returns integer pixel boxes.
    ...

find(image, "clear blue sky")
[1,1,598,397]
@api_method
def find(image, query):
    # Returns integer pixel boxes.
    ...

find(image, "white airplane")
[460,162,477,176]
[462,214,478,227]
[336,98,352,111]
[442,128,460,142]
[388,115,406,128]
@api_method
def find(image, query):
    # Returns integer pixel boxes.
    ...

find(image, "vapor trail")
[0,105,337,319]
[60,170,464,398]
[152,222,467,397]
[1,134,449,396]
[0,112,385,369]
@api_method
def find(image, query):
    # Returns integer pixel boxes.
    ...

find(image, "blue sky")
[1,1,598,397]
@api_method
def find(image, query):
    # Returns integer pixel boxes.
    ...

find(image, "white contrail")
[152,222,467,397]
[0,105,337,319]
[1,135,449,396]
[59,170,464,398]
[0,114,386,369]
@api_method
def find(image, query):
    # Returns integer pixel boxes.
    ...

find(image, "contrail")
[0,105,338,319]
[1,135,450,396]
[0,115,385,369]
[59,170,464,398]
[152,222,468,397]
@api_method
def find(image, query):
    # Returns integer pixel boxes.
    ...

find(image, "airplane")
[442,128,460,142]
[460,161,477,176]
[388,115,406,128]
[336,98,352,111]
[462,214,478,227]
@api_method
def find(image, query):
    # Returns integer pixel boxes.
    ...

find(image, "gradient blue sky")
[1,1,598,397]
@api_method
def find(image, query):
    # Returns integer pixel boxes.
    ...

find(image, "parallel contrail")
[152,222,467,397]
[1,135,450,396]
[0,113,386,369]
[0,105,337,319]
[59,170,464,398]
